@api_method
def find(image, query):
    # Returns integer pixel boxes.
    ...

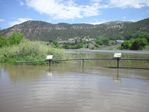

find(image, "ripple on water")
[0,65,149,112]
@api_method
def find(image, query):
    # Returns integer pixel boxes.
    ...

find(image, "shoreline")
[65,49,149,54]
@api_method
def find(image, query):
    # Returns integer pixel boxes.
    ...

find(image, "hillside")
[0,18,149,41]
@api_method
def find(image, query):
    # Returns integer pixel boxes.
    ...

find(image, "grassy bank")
[0,39,66,64]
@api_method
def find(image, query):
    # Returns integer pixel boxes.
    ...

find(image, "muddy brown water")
[0,52,149,112]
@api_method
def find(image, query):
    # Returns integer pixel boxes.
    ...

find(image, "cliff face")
[0,18,149,41]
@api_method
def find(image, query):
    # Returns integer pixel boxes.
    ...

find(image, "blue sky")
[0,0,149,29]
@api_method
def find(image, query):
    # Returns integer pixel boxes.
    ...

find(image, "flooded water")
[0,60,149,112]
[67,50,149,69]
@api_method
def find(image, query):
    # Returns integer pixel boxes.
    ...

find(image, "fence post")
[117,58,120,68]
[46,55,53,66]
[81,59,85,68]
[113,53,122,68]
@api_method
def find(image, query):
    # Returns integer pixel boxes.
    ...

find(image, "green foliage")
[121,36,148,50]
[121,41,131,49]
[0,36,8,47]
[130,38,147,50]
[133,33,149,42]
[0,32,23,48]
[8,32,23,45]
[51,41,61,48]
[63,43,83,49]
[0,38,66,64]
[62,37,112,49]
[95,37,109,46]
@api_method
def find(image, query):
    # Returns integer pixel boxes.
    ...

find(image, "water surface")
[0,62,149,112]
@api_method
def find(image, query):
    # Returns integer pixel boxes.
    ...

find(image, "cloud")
[26,0,100,19]
[25,0,149,20]
[0,19,5,22]
[90,20,109,25]
[9,18,32,26]
[109,0,149,8]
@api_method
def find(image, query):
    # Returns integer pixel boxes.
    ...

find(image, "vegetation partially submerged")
[0,33,66,64]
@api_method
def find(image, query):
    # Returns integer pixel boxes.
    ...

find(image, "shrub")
[130,38,147,50]
[8,32,23,45]
[121,41,131,49]
[95,37,109,46]
[0,40,66,64]
[121,37,148,50]
[0,37,8,47]
[0,32,23,48]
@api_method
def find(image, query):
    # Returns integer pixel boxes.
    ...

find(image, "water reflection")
[47,71,53,77]
[0,63,149,112]
[3,65,47,82]
[69,52,149,69]
[0,63,149,83]
[113,69,121,83]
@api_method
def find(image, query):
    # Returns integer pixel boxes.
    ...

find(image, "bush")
[130,38,147,50]
[0,32,23,48]
[63,43,83,49]
[0,40,66,64]
[0,37,8,47]
[95,37,109,46]
[121,41,131,49]
[8,32,23,45]
[121,37,148,50]
[51,41,61,48]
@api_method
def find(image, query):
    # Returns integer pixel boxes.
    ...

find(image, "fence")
[16,58,149,69]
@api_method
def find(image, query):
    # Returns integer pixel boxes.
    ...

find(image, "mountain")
[0,18,149,41]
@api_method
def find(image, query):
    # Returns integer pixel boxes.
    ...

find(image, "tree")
[0,36,7,47]
[130,38,147,50]
[0,32,24,48]
[121,37,148,50]
[96,37,109,46]
[121,41,131,49]
[8,32,23,45]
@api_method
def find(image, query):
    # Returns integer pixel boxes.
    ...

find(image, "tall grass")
[0,40,66,64]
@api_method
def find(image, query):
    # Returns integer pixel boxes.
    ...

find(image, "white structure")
[114,53,122,58]
[46,55,53,60]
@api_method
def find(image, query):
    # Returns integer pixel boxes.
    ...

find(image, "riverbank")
[0,40,66,64]
[0,34,148,65]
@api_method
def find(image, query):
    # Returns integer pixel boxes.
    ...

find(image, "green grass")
[0,40,67,64]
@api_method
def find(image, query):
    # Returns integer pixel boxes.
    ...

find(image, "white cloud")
[109,0,149,8]
[9,18,32,26]
[26,0,100,19]
[24,0,149,20]
[0,19,5,22]
[90,20,109,25]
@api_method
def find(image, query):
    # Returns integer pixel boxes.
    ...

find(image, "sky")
[0,0,149,29]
